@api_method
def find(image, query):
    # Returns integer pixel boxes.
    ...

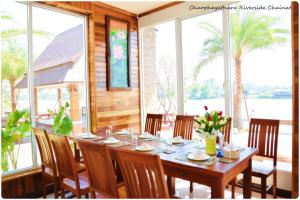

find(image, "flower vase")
[205,134,217,155]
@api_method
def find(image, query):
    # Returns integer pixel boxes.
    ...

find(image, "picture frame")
[106,15,131,91]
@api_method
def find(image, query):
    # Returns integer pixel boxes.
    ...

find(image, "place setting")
[72,132,103,141]
[138,132,157,141]
[176,150,217,166]
[102,136,130,148]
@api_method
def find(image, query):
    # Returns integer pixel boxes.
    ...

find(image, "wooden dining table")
[72,133,257,199]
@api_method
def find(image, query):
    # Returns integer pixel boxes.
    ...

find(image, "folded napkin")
[139,143,153,150]
[190,150,207,160]
[172,136,183,143]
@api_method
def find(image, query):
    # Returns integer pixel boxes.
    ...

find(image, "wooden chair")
[77,140,123,198]
[173,115,194,139]
[172,115,195,193]
[115,149,169,198]
[33,128,59,198]
[47,133,90,198]
[232,118,280,198]
[144,113,163,135]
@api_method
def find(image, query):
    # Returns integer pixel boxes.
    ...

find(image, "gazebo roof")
[16,24,84,89]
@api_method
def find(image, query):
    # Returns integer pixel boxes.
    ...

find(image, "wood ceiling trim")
[138,1,184,18]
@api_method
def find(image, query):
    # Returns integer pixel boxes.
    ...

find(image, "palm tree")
[1,12,50,42]
[1,13,51,112]
[2,41,27,111]
[193,11,289,129]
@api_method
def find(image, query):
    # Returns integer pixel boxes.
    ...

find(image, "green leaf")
[58,116,73,136]
[53,106,65,133]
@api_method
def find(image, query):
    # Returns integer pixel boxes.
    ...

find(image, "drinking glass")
[132,134,138,145]
[165,138,173,153]
[107,125,112,136]
[156,131,161,141]
[106,129,111,137]
[128,128,133,138]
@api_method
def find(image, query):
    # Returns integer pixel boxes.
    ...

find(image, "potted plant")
[195,106,228,155]
[48,102,73,136]
[1,109,31,172]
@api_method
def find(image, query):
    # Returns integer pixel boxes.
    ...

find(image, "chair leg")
[231,178,236,199]
[53,180,58,198]
[91,191,96,198]
[60,179,65,199]
[261,177,267,198]
[41,174,46,198]
[273,172,277,198]
[85,193,89,198]
[189,182,193,193]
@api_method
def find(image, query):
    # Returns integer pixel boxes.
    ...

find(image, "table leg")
[243,159,252,198]
[211,179,224,198]
[167,176,175,195]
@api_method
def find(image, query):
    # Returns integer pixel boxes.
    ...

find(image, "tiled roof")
[33,24,83,71]
[15,24,85,89]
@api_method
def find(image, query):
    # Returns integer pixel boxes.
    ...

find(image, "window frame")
[139,10,232,129]
[1,1,90,176]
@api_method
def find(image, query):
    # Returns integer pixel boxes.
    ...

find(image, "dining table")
[71,132,258,199]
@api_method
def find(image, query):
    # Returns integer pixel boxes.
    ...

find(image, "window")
[181,11,225,115]
[1,2,89,174]
[140,2,292,164]
[229,1,292,163]
[142,21,177,131]
[32,5,88,134]
[1,2,33,173]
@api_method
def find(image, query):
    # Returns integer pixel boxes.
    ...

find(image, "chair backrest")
[220,117,232,143]
[47,133,77,179]
[173,115,194,139]
[144,114,163,135]
[33,128,57,176]
[77,140,119,197]
[115,149,169,198]
[248,118,280,166]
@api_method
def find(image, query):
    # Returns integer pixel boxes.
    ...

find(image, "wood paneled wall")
[42,1,141,133]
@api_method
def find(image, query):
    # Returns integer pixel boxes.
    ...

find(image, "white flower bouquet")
[195,106,228,136]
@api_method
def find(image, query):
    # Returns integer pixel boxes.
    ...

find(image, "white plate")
[116,131,128,135]
[103,139,120,144]
[187,153,210,161]
[82,135,98,139]
[139,134,152,139]
[135,146,154,152]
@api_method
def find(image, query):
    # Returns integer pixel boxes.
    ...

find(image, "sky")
[2,1,84,60]
[154,0,292,88]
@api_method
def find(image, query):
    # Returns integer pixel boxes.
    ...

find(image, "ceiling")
[102,1,172,14]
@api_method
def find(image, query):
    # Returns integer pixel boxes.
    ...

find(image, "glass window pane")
[1,2,33,173]
[229,2,292,163]
[182,11,225,115]
[32,6,88,135]
[142,21,177,132]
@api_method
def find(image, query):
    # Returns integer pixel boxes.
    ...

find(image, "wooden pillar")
[69,84,80,121]
[34,88,38,116]
[292,1,299,198]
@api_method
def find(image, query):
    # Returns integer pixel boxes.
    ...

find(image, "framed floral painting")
[106,16,131,91]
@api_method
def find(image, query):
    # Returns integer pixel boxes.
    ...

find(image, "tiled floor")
[45,179,276,199]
